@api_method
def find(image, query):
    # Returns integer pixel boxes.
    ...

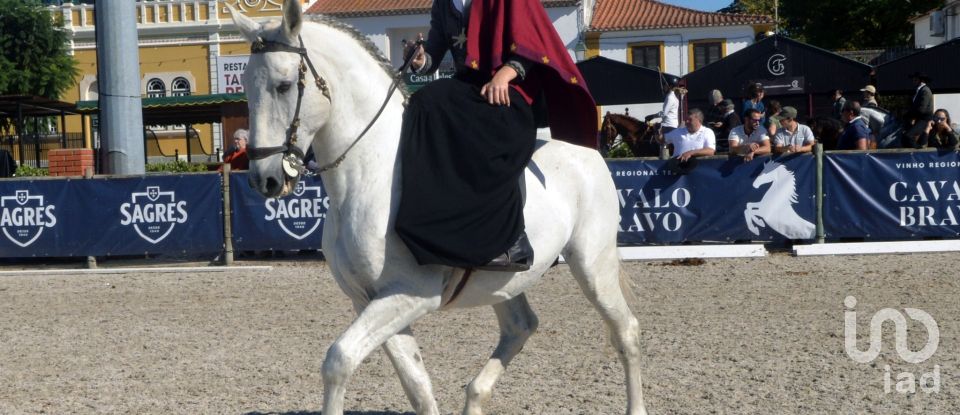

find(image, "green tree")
[0,0,79,98]
[721,0,943,50]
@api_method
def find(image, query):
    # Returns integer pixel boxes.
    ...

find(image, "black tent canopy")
[576,56,680,105]
[683,35,872,119]
[876,39,960,94]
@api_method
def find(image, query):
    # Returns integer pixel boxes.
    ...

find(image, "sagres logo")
[119,186,188,244]
[264,181,328,240]
[0,190,57,247]
[844,296,941,394]
[745,161,815,239]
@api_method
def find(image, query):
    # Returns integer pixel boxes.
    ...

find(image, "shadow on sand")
[244,411,414,415]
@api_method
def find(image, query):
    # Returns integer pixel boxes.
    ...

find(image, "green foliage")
[606,141,636,159]
[13,164,48,177]
[0,0,79,98]
[721,0,944,50]
[146,160,211,173]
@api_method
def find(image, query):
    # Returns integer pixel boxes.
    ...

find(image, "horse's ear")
[282,0,303,39]
[227,4,261,44]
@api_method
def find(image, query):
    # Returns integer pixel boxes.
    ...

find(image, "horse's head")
[601,113,618,146]
[229,0,332,197]
[753,160,784,188]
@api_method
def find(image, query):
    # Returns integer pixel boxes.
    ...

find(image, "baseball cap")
[780,106,798,119]
[859,85,877,94]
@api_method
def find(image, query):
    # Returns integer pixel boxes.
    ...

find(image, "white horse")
[745,160,816,239]
[230,2,647,414]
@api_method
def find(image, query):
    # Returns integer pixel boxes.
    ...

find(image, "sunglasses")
[749,119,762,124]
[935,117,947,122]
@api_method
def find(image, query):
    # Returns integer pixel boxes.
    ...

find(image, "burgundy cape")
[465,0,598,149]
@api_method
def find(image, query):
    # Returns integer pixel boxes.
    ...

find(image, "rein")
[247,35,422,179]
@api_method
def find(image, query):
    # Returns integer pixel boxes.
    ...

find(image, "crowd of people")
[652,72,959,166]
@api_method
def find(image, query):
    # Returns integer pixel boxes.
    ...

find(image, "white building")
[912,0,960,48]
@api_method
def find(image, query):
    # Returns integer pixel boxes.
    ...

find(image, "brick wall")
[48,149,95,177]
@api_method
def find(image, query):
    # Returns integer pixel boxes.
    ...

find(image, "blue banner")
[0,174,223,257]
[230,173,328,251]
[824,151,960,239]
[610,155,817,244]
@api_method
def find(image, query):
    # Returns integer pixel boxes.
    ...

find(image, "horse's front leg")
[463,294,539,415]
[383,327,440,415]
[744,202,761,235]
[322,289,442,415]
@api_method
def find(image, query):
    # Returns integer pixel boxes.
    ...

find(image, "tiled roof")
[590,0,774,32]
[306,0,578,17]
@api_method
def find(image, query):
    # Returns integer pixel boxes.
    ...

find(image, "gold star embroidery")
[541,56,550,64]
[471,60,479,69]
[570,77,578,84]
[510,43,518,52]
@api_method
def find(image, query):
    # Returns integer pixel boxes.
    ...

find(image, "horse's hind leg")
[383,328,440,415]
[566,240,648,415]
[322,292,441,415]
[463,294,539,415]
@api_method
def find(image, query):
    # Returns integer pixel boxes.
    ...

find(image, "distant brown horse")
[600,112,661,158]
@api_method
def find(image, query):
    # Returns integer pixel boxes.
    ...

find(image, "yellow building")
[53,0,311,162]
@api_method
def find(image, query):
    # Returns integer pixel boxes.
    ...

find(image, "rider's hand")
[480,65,518,106]
[410,33,426,71]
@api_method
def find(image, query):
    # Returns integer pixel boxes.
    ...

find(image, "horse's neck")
[307,25,405,213]
[760,172,795,203]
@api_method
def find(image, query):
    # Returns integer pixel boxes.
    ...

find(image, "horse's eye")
[276,82,292,94]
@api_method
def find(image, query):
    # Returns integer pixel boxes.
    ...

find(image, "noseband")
[247,34,421,179]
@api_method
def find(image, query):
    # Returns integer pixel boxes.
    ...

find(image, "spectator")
[714,99,741,153]
[742,83,766,125]
[660,83,682,135]
[859,102,890,145]
[222,128,250,170]
[919,109,958,150]
[705,89,725,129]
[903,72,934,147]
[837,101,870,150]
[860,85,879,108]
[772,106,816,154]
[658,108,716,161]
[765,100,783,137]
[0,149,16,177]
[831,89,847,121]
[729,108,771,162]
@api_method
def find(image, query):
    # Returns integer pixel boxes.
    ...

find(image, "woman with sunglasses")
[920,109,958,150]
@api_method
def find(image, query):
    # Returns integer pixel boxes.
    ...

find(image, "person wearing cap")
[729,108,771,162]
[658,108,716,165]
[712,99,741,153]
[772,107,815,154]
[838,101,871,150]
[860,85,879,108]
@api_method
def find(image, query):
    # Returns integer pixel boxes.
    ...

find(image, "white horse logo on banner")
[745,161,816,239]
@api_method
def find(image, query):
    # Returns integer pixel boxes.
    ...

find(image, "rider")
[395,0,596,272]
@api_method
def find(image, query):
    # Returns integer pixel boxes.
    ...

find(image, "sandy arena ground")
[0,252,958,414]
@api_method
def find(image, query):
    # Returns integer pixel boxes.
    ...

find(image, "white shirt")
[664,125,716,158]
[728,125,769,147]
[453,0,472,13]
[773,124,815,148]
[662,92,680,128]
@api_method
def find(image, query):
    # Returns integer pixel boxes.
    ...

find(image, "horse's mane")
[764,163,800,204]
[607,113,645,127]
[304,14,409,98]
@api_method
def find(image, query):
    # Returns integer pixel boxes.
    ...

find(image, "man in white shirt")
[772,106,816,154]
[729,108,771,162]
[658,108,716,161]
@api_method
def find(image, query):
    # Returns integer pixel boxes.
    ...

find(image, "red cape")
[466,0,598,149]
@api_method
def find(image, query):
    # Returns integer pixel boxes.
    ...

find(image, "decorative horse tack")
[247,35,423,179]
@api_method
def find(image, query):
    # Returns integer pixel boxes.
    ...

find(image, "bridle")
[246,34,421,179]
